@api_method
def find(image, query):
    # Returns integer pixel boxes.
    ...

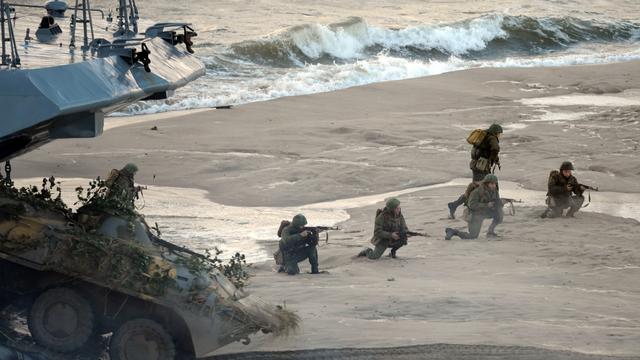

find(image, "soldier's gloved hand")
[566,185,573,192]
[391,232,400,241]
[300,230,309,238]
[487,202,495,208]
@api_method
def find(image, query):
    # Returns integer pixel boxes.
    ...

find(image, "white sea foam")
[125,46,640,115]
[277,15,507,60]
[520,95,640,107]
[523,110,596,122]
[369,15,507,55]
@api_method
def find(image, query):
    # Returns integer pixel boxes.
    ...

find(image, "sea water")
[12,0,640,115]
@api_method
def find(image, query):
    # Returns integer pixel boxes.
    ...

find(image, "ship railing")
[8,3,105,19]
[0,0,20,68]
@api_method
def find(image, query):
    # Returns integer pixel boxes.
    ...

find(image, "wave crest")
[229,15,640,66]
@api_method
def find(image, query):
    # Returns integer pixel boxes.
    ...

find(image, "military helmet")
[487,123,503,134]
[483,174,499,183]
[122,163,139,174]
[560,161,574,171]
[292,214,308,227]
[386,197,401,210]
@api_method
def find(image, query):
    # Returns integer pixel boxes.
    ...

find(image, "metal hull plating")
[0,37,205,161]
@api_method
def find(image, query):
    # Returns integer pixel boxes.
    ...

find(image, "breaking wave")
[230,15,640,66]
[122,47,640,115]
[120,14,640,115]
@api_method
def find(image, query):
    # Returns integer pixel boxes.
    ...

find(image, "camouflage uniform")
[358,198,408,259]
[279,214,319,275]
[469,124,502,182]
[446,174,503,240]
[544,162,584,218]
[105,163,139,207]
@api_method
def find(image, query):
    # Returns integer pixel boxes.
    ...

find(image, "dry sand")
[13,60,640,357]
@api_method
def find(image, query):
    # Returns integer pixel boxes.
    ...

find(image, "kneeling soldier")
[445,174,503,240]
[358,197,408,259]
[542,161,585,218]
[279,214,319,275]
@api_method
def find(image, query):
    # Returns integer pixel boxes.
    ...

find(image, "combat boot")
[447,194,465,219]
[447,202,457,219]
[486,231,500,239]
[357,248,369,257]
[389,248,397,258]
[445,227,457,240]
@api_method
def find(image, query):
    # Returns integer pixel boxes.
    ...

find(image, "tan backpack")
[276,220,291,237]
[273,220,291,266]
[466,129,487,146]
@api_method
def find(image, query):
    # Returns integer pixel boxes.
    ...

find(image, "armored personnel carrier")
[0,176,296,359]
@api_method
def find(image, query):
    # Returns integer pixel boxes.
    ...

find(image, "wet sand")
[13,60,640,356]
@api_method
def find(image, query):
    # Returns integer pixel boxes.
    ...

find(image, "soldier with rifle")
[357,198,426,259]
[445,174,503,240]
[277,214,338,275]
[541,161,598,218]
[105,163,141,207]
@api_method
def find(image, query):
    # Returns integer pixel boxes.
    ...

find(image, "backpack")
[273,220,291,266]
[466,129,487,146]
[276,220,291,237]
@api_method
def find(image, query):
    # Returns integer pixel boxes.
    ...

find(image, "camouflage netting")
[0,176,299,337]
[0,177,69,217]
[47,227,175,297]
[0,177,173,297]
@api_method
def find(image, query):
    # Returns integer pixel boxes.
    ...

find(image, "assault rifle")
[304,226,341,233]
[280,225,341,252]
[501,198,523,204]
[578,184,599,191]
[578,184,599,208]
[397,229,428,243]
[501,198,523,215]
[302,226,341,246]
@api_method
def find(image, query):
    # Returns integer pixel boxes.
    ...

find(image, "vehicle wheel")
[109,318,176,360]
[27,287,95,352]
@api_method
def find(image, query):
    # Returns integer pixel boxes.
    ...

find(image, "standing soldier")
[279,214,320,275]
[445,174,503,240]
[541,161,585,218]
[105,163,139,207]
[447,124,503,218]
[357,197,408,259]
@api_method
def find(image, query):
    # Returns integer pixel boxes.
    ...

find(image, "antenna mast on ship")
[69,0,96,50]
[115,0,139,36]
[0,0,20,68]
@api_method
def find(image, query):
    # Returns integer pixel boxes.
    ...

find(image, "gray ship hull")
[0,37,205,161]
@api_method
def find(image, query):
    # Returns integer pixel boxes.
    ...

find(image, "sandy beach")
[13,60,640,357]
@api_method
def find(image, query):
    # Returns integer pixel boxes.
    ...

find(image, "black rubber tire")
[27,287,95,353]
[109,318,176,360]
